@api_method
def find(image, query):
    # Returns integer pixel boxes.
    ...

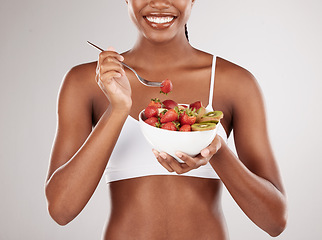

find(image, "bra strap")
[207,56,217,111]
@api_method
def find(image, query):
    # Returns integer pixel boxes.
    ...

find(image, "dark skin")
[45,0,287,239]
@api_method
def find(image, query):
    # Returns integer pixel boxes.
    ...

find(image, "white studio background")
[0,0,321,239]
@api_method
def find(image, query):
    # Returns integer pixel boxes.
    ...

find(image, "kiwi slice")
[191,122,217,131]
[200,111,223,123]
[196,106,206,122]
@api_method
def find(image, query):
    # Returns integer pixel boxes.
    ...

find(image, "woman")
[45,0,287,239]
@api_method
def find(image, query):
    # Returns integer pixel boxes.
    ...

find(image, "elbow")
[267,211,288,237]
[266,192,288,237]
[46,194,75,226]
[268,222,287,237]
[47,204,72,226]
[46,194,79,226]
[45,184,74,226]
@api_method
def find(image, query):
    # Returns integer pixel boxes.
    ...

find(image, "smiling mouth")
[145,16,175,24]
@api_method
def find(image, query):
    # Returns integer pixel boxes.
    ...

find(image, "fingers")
[152,150,196,174]
[152,137,223,175]
[96,48,125,84]
[164,154,187,174]
[176,152,207,170]
[152,136,223,174]
[200,135,222,158]
[152,150,174,173]
[96,69,122,85]
[98,48,124,63]
[96,64,124,84]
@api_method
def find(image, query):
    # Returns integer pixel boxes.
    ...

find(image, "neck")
[126,33,196,68]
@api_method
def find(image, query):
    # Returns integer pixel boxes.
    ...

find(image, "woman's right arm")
[45,49,131,225]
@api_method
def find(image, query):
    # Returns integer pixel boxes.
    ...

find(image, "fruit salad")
[143,98,223,132]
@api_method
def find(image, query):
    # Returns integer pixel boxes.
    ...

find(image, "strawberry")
[160,79,173,94]
[179,111,196,125]
[144,117,159,127]
[162,99,178,109]
[148,98,162,108]
[178,104,188,111]
[160,109,179,123]
[159,109,167,119]
[179,124,192,132]
[144,106,158,118]
[161,122,178,131]
[189,101,203,111]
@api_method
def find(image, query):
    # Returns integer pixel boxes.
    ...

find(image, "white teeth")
[146,16,174,24]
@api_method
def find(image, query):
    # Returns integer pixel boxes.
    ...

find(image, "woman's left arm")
[208,70,287,237]
[154,68,287,237]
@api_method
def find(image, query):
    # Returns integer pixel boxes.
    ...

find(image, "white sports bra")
[105,56,228,183]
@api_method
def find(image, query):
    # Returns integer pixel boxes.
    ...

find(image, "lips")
[146,16,174,24]
[143,14,177,29]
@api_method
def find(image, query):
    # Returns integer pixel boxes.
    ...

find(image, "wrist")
[110,107,131,119]
[210,136,227,163]
[110,100,132,116]
[103,104,131,121]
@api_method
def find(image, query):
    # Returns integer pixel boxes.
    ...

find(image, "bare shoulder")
[216,57,262,102]
[59,61,98,102]
[217,57,258,86]
[62,61,97,88]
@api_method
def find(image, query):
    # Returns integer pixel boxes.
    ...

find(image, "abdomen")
[103,175,229,240]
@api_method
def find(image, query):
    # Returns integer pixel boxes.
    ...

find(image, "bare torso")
[104,176,228,240]
[45,46,286,238]
[83,50,232,239]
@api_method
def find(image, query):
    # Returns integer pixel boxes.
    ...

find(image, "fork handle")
[121,62,134,72]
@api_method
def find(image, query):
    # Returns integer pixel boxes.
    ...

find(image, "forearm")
[210,143,287,236]
[45,107,128,224]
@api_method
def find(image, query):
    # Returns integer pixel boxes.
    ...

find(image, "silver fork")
[87,41,162,87]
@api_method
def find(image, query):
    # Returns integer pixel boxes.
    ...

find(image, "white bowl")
[138,110,217,162]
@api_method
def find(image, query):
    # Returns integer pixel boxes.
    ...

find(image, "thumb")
[201,148,210,158]
[201,135,222,158]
